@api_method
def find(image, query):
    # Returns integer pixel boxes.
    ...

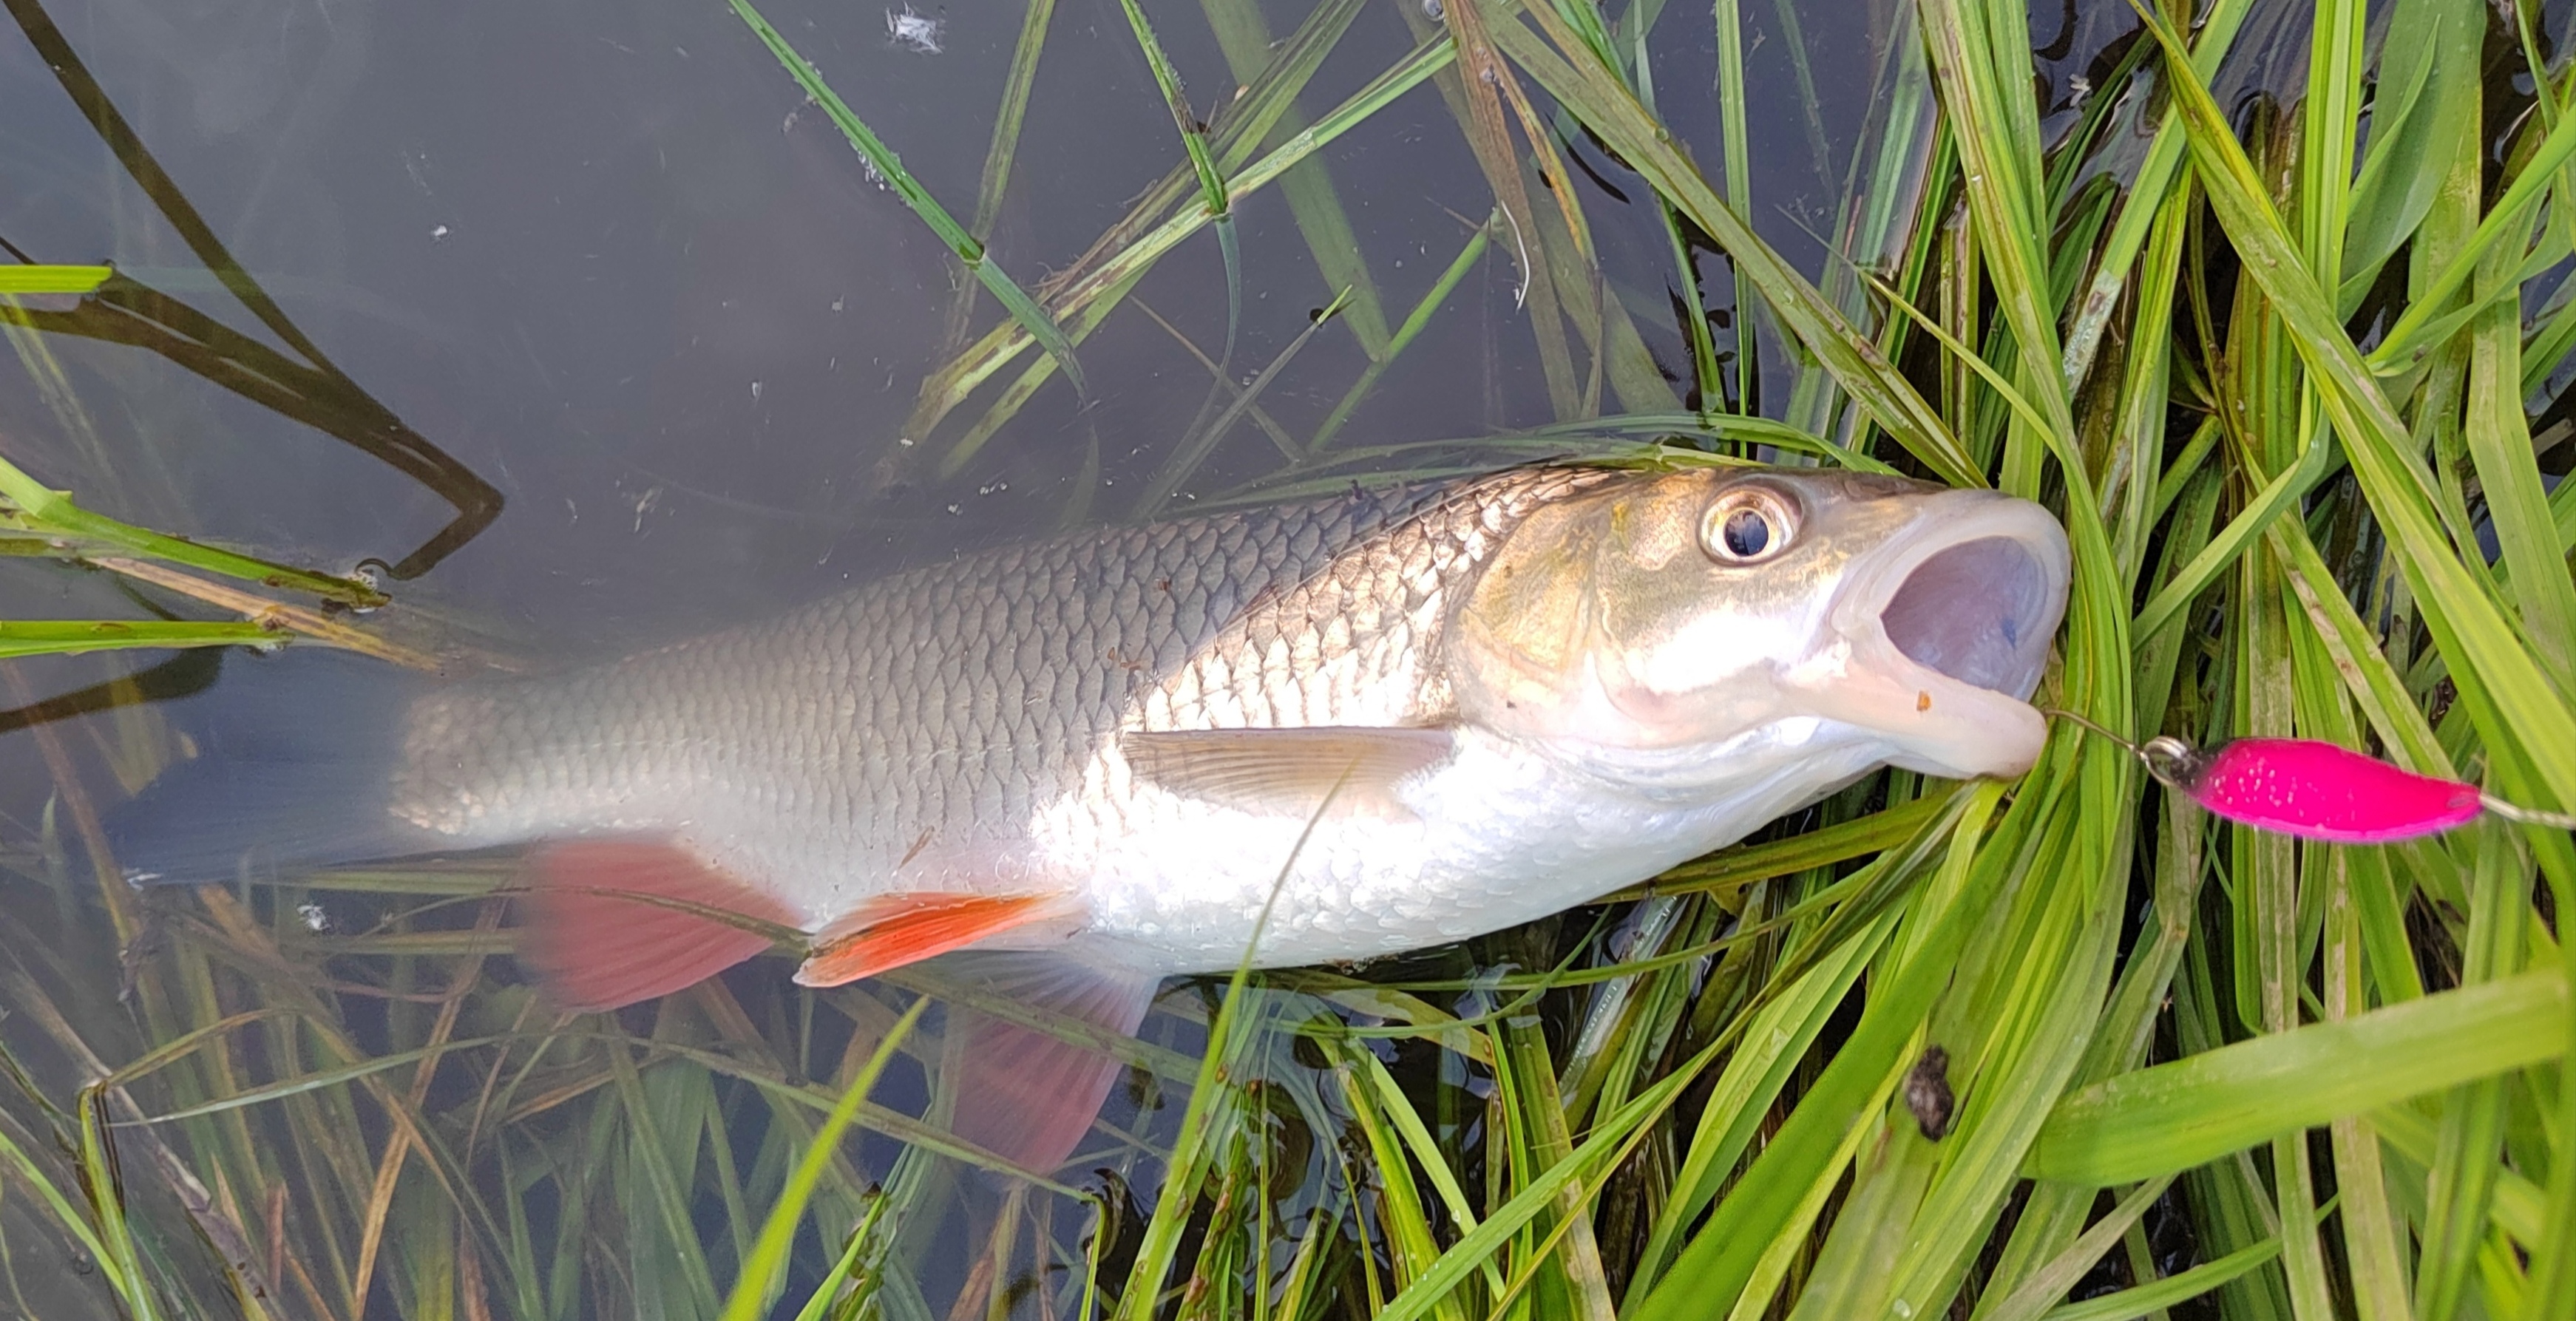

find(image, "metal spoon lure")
[2045,712,2576,843]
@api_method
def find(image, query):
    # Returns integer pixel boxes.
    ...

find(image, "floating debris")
[887,4,943,55]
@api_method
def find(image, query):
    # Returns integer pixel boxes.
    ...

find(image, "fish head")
[1450,466,2071,786]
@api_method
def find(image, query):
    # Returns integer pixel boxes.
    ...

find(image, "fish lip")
[1792,490,2073,780]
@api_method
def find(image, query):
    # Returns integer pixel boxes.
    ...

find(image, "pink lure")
[2141,737,2484,843]
[2052,713,2575,841]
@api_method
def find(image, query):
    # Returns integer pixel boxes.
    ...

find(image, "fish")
[108,462,2071,1169]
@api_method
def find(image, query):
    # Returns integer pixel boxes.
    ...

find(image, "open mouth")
[1797,491,2072,779]
[1877,536,2058,700]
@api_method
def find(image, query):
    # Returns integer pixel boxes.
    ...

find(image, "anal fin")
[518,841,797,1012]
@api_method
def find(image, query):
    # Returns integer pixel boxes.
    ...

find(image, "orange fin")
[935,955,1164,1172]
[1118,725,1452,818]
[793,892,1081,988]
[517,841,796,1013]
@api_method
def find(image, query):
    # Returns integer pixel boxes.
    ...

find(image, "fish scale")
[383,469,1593,933]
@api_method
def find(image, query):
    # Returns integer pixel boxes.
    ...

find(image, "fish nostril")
[1879,538,2053,697]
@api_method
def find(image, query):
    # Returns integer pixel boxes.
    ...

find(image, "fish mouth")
[1795,491,2072,779]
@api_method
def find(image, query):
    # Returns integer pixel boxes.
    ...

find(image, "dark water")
[0,0,2151,1315]
[1,0,1924,653]
[10,1,1738,639]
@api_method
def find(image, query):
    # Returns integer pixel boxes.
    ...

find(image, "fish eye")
[1701,489,1797,565]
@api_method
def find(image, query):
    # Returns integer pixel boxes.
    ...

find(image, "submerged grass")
[5,0,2576,1317]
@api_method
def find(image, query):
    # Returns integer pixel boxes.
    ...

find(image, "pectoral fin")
[1118,725,1454,818]
[796,892,1085,987]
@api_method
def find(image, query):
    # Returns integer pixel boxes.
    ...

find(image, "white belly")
[1045,721,1899,974]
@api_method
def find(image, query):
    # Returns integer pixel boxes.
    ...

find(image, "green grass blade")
[1709,0,1757,406]
[1337,1038,1482,1317]
[2130,416,2336,643]
[916,33,1455,455]
[0,1112,119,1294]
[1495,1009,1614,1318]
[1625,907,1895,1297]
[1655,200,1723,411]
[2320,858,2411,1321]
[1214,215,1244,366]
[972,0,1054,244]
[1613,787,1962,901]
[1200,0,1389,359]
[2336,0,2480,309]
[1919,0,2071,479]
[1307,212,1491,453]
[1112,0,1238,361]
[1132,288,1350,515]
[1372,1034,1721,1321]
[2414,833,2526,1320]
[2135,0,2576,811]
[1627,781,2016,1320]
[1436,0,1583,420]
[2465,248,2576,690]
[2038,1230,2291,1321]
[2028,968,2568,1184]
[938,0,1060,351]
[0,619,279,658]
[2061,0,2255,387]
[725,0,1087,396]
[1115,0,1227,220]
[2368,103,2576,372]
[2297,0,2365,279]
[719,1000,923,1321]
[0,265,111,294]
[1979,1178,2178,1321]
[1479,10,1978,486]
[1112,796,1351,1321]
[787,1191,887,1321]
[75,1089,161,1321]
[0,453,387,607]
[126,1037,509,1126]
[1128,299,1304,462]
[606,1042,721,1314]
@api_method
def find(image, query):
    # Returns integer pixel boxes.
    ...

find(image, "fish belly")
[1051,721,1898,973]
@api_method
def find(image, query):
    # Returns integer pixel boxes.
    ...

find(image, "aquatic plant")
[4,0,2572,1316]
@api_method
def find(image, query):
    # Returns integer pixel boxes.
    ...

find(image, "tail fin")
[104,649,438,886]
